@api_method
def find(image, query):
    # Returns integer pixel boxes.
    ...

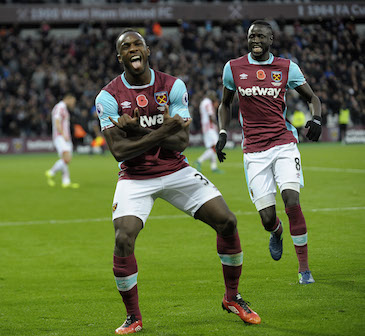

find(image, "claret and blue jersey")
[95,68,190,131]
[223,52,307,153]
[95,69,191,179]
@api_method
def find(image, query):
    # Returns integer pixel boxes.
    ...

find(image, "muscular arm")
[114,127,189,152]
[295,83,321,117]
[104,108,191,162]
[217,87,236,131]
[160,126,190,152]
[103,126,168,162]
[115,125,190,153]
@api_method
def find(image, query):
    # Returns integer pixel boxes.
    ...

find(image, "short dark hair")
[115,28,145,51]
[63,93,75,99]
[250,20,273,34]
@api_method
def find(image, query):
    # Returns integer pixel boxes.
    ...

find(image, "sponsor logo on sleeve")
[182,91,188,106]
[96,103,104,117]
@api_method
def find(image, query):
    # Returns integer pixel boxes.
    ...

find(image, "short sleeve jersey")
[199,97,218,134]
[223,53,306,153]
[51,101,70,140]
[95,69,190,180]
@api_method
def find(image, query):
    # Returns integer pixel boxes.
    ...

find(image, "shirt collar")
[121,68,155,89]
[248,52,274,65]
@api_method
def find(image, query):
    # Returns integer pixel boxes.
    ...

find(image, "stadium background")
[1,2,365,336]
[0,0,364,154]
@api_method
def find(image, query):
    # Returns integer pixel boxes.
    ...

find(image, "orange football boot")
[115,315,142,335]
[222,293,261,324]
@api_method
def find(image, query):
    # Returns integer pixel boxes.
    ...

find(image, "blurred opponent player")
[45,93,79,188]
[95,29,261,334]
[216,20,322,284]
[194,91,223,173]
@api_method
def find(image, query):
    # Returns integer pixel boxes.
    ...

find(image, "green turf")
[0,143,364,336]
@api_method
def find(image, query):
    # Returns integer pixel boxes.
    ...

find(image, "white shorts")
[54,136,73,157]
[112,166,222,225]
[243,143,304,211]
[203,129,219,148]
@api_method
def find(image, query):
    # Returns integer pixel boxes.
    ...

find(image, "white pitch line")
[304,167,365,174]
[222,163,365,174]
[1,206,364,228]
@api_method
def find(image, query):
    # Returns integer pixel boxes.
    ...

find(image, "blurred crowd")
[0,18,364,139]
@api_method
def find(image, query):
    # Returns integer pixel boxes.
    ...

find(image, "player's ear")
[269,34,274,45]
[117,54,123,64]
[147,46,151,57]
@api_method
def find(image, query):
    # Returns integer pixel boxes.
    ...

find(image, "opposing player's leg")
[60,151,79,189]
[194,147,212,172]
[195,197,261,325]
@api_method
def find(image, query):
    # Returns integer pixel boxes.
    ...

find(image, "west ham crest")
[271,71,282,82]
[154,91,169,106]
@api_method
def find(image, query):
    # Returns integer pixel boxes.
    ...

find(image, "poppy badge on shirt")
[136,94,148,108]
[256,69,266,80]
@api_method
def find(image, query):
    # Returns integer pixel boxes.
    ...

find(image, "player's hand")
[305,116,322,142]
[215,131,227,162]
[161,105,192,135]
[109,108,140,134]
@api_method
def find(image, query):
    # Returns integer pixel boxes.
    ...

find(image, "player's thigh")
[244,151,277,204]
[159,166,222,218]
[203,130,219,148]
[54,136,72,158]
[273,143,304,192]
[112,178,159,226]
[195,196,237,235]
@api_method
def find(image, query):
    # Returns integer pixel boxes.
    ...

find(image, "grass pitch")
[0,143,364,336]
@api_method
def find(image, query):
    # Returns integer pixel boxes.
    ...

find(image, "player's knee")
[260,208,276,231]
[113,217,142,255]
[216,211,237,236]
[281,188,300,207]
[114,230,136,255]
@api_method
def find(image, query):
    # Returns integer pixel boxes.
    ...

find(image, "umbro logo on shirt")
[239,73,248,80]
[121,101,131,109]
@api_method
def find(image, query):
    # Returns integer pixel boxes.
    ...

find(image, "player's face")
[117,32,150,76]
[66,96,76,110]
[247,25,273,61]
